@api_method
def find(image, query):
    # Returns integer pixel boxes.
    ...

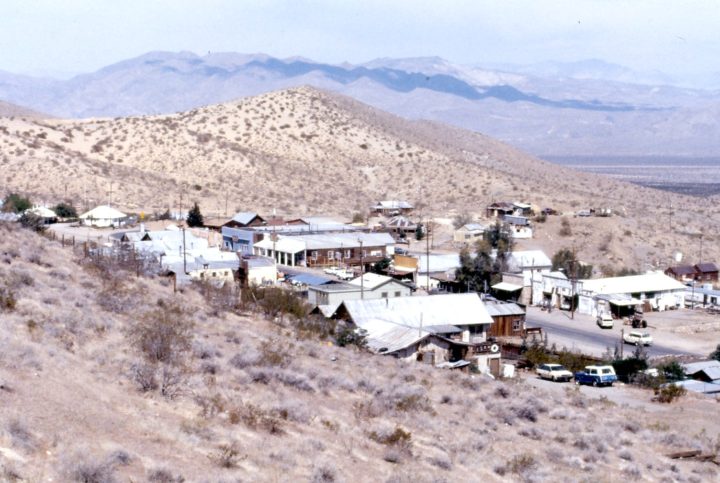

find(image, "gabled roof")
[26,206,57,218]
[383,215,417,229]
[683,360,720,376]
[581,272,686,295]
[458,223,485,232]
[487,201,514,210]
[695,263,719,273]
[485,302,526,316]
[373,200,413,210]
[666,265,696,275]
[507,250,552,270]
[342,293,492,329]
[79,205,127,220]
[348,273,398,291]
[231,212,263,225]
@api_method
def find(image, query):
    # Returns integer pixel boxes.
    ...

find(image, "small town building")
[79,205,128,228]
[665,265,698,282]
[372,200,414,216]
[307,273,412,311]
[26,206,58,224]
[502,215,533,239]
[239,256,277,286]
[380,215,417,240]
[253,232,395,268]
[485,300,526,337]
[336,293,500,372]
[486,202,515,218]
[453,223,485,244]
[695,263,719,283]
[577,272,686,316]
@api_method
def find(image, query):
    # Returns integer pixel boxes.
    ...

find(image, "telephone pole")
[425,218,430,292]
[359,239,364,299]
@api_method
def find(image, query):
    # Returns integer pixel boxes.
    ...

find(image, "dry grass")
[0,222,719,480]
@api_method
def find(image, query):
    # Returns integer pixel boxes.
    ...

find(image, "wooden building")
[485,301,526,337]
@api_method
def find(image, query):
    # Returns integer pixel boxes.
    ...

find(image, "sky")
[2,0,718,85]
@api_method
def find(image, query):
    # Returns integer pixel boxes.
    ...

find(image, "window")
[381,292,388,298]
[212,272,217,277]
[311,251,318,260]
[345,249,351,259]
[512,319,522,331]
[328,250,334,260]
[394,291,401,297]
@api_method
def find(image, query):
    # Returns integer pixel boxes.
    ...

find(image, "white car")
[623,331,653,346]
[596,313,614,329]
[536,363,574,382]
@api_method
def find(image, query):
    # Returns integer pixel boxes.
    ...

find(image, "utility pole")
[182,227,187,274]
[570,246,576,320]
[359,239,364,299]
[425,217,430,292]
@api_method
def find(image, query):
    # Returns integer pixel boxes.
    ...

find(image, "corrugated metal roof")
[508,250,552,270]
[343,293,492,329]
[683,360,720,375]
[492,282,523,292]
[374,200,413,209]
[418,253,461,273]
[348,273,394,290]
[582,272,686,295]
[289,273,333,286]
[671,380,720,394]
[459,223,485,232]
[360,319,430,354]
[231,212,260,225]
[485,302,525,316]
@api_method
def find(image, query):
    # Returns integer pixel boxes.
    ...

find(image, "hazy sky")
[2,0,718,83]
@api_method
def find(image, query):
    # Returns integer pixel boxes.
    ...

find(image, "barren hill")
[1,221,719,481]
[0,100,50,119]
[0,86,717,269]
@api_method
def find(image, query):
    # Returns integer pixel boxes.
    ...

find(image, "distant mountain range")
[1,51,719,156]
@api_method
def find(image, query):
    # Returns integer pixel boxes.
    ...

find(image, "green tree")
[2,193,32,213]
[551,248,593,279]
[370,257,391,274]
[710,344,720,362]
[415,223,424,241]
[53,202,78,218]
[186,202,204,227]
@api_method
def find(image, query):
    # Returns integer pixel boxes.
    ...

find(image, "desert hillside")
[0,86,717,269]
[1,222,719,481]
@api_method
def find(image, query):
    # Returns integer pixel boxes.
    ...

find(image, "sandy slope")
[0,86,718,269]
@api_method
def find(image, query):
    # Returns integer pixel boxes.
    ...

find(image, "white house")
[577,272,686,316]
[79,205,128,228]
[308,273,412,313]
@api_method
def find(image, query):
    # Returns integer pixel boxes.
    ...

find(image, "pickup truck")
[574,365,617,387]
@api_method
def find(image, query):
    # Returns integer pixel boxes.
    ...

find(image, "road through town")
[525,307,700,358]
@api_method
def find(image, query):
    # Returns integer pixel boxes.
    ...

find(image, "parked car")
[576,210,592,217]
[596,313,614,329]
[623,331,653,346]
[335,269,355,281]
[536,363,573,382]
[574,365,617,387]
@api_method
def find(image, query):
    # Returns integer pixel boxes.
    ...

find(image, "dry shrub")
[212,441,244,469]
[0,285,17,312]
[230,402,284,434]
[127,301,194,365]
[653,384,686,403]
[377,384,433,413]
[368,425,412,451]
[147,468,185,483]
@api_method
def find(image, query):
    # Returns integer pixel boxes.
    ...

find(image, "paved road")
[525,307,699,358]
